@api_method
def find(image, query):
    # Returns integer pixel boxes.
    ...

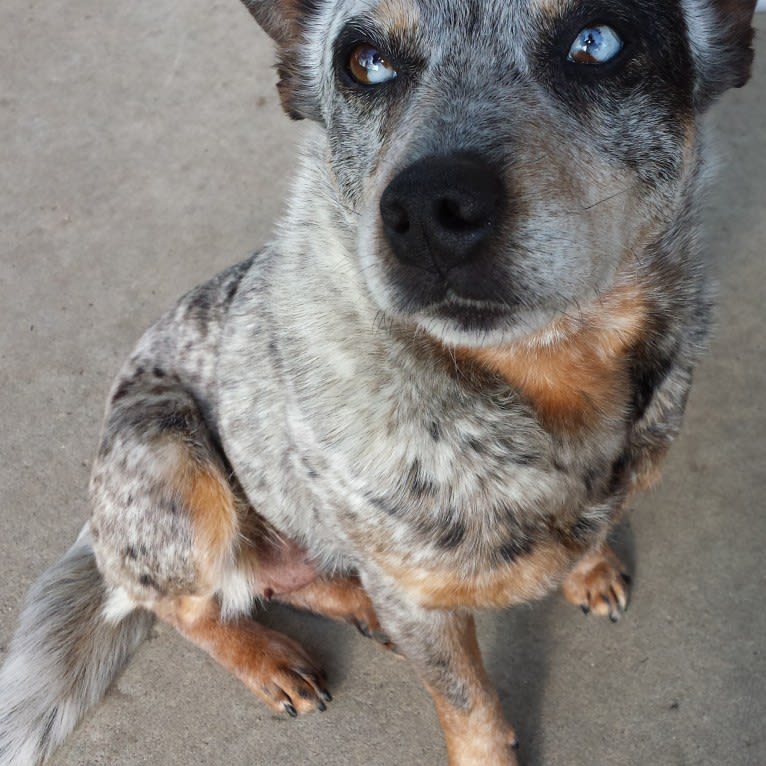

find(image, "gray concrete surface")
[1,3,764,765]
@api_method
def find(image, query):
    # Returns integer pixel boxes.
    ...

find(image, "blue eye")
[348,45,398,86]
[568,25,623,65]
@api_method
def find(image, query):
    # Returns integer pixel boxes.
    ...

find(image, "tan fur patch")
[154,593,216,628]
[628,449,668,495]
[377,543,572,610]
[532,0,566,13]
[457,282,648,432]
[432,694,519,766]
[376,0,421,34]
[160,449,239,580]
[242,0,309,48]
[278,576,379,625]
[185,468,238,558]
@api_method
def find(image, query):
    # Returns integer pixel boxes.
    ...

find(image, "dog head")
[244,0,756,347]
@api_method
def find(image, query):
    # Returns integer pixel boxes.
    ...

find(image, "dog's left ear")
[690,0,757,108]
[241,0,323,122]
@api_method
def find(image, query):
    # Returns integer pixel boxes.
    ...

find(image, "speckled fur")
[0,1,757,764]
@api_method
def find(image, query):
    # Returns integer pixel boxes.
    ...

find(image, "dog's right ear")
[241,0,323,122]
[689,0,757,108]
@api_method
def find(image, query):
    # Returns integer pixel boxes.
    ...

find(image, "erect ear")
[687,0,757,108]
[241,0,323,122]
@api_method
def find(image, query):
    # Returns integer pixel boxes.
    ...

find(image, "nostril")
[389,204,410,235]
[381,197,411,235]
[435,196,488,232]
[433,196,494,232]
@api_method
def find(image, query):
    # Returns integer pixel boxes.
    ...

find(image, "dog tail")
[0,525,154,766]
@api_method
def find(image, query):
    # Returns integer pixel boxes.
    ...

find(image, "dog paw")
[346,597,401,655]
[351,615,401,654]
[277,576,400,652]
[561,544,631,622]
[446,720,520,766]
[246,629,332,716]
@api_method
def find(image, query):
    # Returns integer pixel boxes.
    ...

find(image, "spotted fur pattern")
[0,1,756,764]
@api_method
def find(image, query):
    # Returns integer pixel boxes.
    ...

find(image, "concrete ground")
[1,3,764,765]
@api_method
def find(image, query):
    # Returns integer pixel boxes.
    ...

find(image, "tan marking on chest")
[377,543,574,610]
[458,283,648,432]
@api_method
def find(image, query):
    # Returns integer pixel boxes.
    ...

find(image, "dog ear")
[688,0,757,107]
[241,0,323,122]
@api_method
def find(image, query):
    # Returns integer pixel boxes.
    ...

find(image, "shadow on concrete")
[486,520,636,765]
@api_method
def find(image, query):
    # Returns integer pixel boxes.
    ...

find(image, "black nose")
[380,154,505,272]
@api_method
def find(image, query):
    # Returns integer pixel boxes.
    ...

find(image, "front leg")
[424,612,519,766]
[364,572,518,766]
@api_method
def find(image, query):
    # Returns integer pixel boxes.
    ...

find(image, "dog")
[0,1,757,764]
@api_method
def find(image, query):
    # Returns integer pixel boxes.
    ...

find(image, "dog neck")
[453,280,649,434]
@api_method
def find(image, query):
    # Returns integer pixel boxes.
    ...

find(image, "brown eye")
[348,45,398,85]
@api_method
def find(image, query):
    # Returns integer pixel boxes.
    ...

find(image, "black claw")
[581,605,591,615]
[511,739,520,751]
[621,573,632,585]
[354,620,373,639]
[317,700,327,713]
[610,613,620,623]
[320,689,333,703]
[294,666,312,677]
[284,703,298,718]
[384,641,403,656]
[296,666,324,684]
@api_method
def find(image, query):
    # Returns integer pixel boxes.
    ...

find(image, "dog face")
[244,0,756,347]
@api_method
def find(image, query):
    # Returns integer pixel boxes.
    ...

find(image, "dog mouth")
[413,289,523,332]
[365,237,542,340]
[432,303,509,333]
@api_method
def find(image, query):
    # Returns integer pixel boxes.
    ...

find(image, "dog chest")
[217,261,630,589]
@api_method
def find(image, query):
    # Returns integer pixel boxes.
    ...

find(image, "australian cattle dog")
[0,1,757,764]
